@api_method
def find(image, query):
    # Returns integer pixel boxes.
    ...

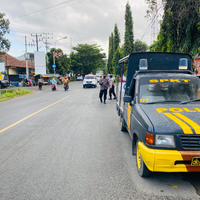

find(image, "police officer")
[99,74,109,104]
[108,75,116,100]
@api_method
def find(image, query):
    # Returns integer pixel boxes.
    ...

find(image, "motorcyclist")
[63,77,69,90]
[51,77,57,89]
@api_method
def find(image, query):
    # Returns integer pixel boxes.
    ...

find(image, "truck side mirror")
[123,95,132,103]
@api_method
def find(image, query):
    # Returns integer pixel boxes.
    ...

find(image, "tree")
[146,0,200,56]
[0,13,10,55]
[46,48,70,76]
[112,24,121,74]
[71,44,106,76]
[135,39,148,52]
[124,2,134,56]
[107,33,114,74]
[113,23,120,52]
[112,46,122,74]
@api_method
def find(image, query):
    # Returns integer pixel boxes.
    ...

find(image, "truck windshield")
[139,76,200,104]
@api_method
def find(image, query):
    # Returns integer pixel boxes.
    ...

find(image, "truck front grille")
[180,135,200,149]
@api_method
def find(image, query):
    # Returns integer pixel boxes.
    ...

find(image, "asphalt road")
[0,81,200,200]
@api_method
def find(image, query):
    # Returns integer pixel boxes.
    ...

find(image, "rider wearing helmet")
[64,77,69,89]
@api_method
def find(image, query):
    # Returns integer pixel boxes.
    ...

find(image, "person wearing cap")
[63,77,69,89]
[99,74,109,104]
[108,75,116,100]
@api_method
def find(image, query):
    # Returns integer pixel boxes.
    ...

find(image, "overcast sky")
[1,0,154,58]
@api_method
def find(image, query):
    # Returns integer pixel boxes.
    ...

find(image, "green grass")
[0,88,32,102]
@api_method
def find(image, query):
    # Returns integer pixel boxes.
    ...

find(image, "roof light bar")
[179,58,188,70]
[139,59,148,70]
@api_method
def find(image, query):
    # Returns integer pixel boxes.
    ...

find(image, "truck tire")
[120,114,127,132]
[136,140,151,177]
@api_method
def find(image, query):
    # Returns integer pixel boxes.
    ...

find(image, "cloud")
[1,0,151,57]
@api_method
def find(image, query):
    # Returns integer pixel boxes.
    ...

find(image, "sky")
[1,0,156,58]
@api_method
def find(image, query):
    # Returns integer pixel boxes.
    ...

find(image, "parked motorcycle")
[64,84,69,91]
[52,84,56,91]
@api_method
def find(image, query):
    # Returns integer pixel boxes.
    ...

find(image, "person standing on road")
[108,75,116,100]
[38,76,44,90]
[99,74,109,104]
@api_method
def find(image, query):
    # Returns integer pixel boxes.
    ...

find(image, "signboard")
[54,52,62,57]
[34,51,46,74]
[0,62,5,72]
[19,74,26,79]
[52,64,56,68]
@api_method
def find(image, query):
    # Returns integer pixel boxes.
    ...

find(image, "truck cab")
[116,52,200,177]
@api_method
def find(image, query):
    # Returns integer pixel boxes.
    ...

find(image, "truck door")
[123,78,136,134]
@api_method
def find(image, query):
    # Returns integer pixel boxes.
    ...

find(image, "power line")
[43,32,53,53]
[9,27,33,34]
[10,0,85,21]
[140,3,163,41]
[31,33,43,51]
[10,0,73,21]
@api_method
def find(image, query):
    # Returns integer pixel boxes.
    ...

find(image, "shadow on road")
[181,172,200,196]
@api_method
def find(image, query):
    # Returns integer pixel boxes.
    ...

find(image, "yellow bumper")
[139,142,200,172]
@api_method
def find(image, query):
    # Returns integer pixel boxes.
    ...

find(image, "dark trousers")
[99,89,107,102]
[109,85,116,98]
[39,82,42,90]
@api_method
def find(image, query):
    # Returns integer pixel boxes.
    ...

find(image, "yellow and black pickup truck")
[116,52,200,177]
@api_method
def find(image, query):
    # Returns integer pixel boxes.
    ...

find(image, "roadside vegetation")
[0,88,32,102]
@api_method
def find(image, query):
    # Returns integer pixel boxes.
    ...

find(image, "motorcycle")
[64,84,69,91]
[52,84,56,91]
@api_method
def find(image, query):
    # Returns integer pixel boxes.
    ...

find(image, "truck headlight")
[155,135,175,147]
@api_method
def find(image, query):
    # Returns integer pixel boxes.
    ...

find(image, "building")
[0,53,35,86]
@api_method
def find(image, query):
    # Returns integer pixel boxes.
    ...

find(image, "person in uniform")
[108,75,116,100]
[99,74,109,104]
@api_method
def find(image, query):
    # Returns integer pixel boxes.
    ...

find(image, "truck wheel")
[120,114,127,132]
[136,140,151,177]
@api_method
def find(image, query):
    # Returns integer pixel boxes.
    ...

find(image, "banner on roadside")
[34,51,46,74]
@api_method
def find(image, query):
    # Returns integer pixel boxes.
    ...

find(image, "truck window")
[128,79,136,100]
[139,77,200,103]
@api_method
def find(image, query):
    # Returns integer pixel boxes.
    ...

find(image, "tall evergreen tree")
[108,33,114,74]
[124,2,134,56]
[113,23,120,52]
[112,24,121,74]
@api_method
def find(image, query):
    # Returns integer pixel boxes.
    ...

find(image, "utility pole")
[25,36,29,80]
[31,33,42,51]
[43,32,53,53]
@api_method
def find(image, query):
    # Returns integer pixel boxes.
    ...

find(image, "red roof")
[0,53,35,69]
